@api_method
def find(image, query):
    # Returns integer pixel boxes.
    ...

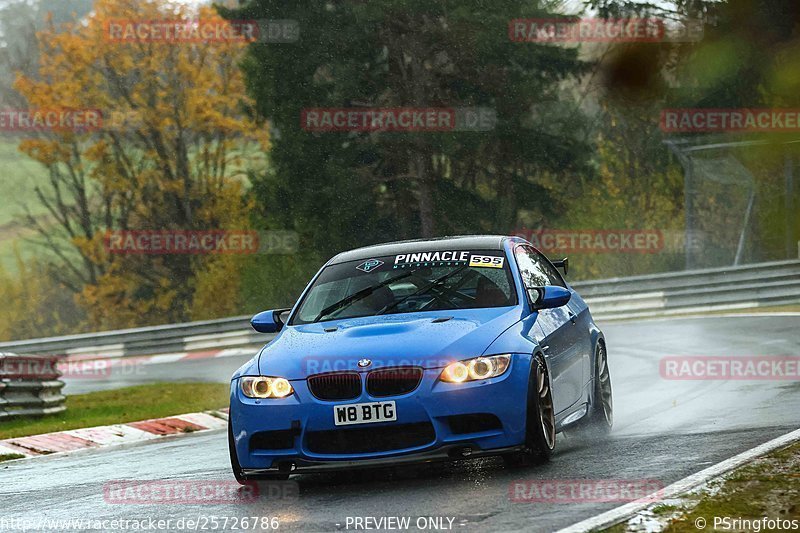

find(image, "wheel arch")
[526,348,555,425]
[589,326,606,377]
[588,328,607,407]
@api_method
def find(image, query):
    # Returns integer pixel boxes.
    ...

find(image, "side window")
[530,248,566,288]
[514,245,550,288]
[514,246,565,288]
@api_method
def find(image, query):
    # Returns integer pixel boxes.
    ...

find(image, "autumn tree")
[15,0,269,329]
[0,0,93,108]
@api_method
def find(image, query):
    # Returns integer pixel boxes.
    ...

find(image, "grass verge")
[661,441,800,532]
[0,382,229,440]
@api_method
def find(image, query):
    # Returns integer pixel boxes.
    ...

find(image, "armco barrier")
[574,259,800,320]
[0,260,797,359]
[0,353,65,419]
[0,316,262,359]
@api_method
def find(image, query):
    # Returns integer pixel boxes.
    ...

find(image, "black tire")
[571,341,613,437]
[228,418,290,483]
[504,354,556,466]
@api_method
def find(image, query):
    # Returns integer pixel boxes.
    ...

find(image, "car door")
[514,245,583,414]
[530,248,593,396]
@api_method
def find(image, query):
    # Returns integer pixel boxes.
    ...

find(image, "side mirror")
[528,285,571,310]
[251,308,291,333]
[552,257,568,276]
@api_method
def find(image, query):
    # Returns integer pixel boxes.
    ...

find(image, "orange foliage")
[14,0,269,329]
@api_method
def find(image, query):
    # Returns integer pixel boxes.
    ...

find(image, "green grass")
[662,441,800,532]
[0,382,229,440]
[651,504,681,516]
[0,140,50,226]
[602,443,800,533]
[0,140,52,272]
[0,453,26,462]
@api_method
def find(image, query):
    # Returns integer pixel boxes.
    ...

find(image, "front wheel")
[504,354,556,466]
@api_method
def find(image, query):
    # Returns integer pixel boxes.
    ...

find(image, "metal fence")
[0,260,798,359]
[0,316,260,359]
[0,353,65,419]
[575,258,800,320]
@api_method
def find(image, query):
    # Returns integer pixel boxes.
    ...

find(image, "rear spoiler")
[552,257,569,276]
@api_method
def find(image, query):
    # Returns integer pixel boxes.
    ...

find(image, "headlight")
[241,376,294,398]
[440,354,511,383]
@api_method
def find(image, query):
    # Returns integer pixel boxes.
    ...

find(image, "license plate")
[334,401,397,426]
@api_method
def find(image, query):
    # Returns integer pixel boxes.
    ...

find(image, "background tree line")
[0,0,798,340]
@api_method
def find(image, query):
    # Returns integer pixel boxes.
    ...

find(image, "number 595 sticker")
[469,255,505,268]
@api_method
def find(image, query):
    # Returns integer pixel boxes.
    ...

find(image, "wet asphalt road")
[3,315,799,532]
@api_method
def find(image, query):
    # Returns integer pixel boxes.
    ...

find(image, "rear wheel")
[571,341,613,437]
[504,354,555,466]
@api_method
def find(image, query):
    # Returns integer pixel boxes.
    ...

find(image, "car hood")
[257,307,524,380]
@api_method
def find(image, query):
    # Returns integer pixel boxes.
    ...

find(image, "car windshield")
[291,250,517,325]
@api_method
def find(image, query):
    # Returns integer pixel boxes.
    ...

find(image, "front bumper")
[242,444,525,476]
[229,354,531,473]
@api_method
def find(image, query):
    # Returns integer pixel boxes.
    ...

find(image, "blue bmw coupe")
[229,235,612,481]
